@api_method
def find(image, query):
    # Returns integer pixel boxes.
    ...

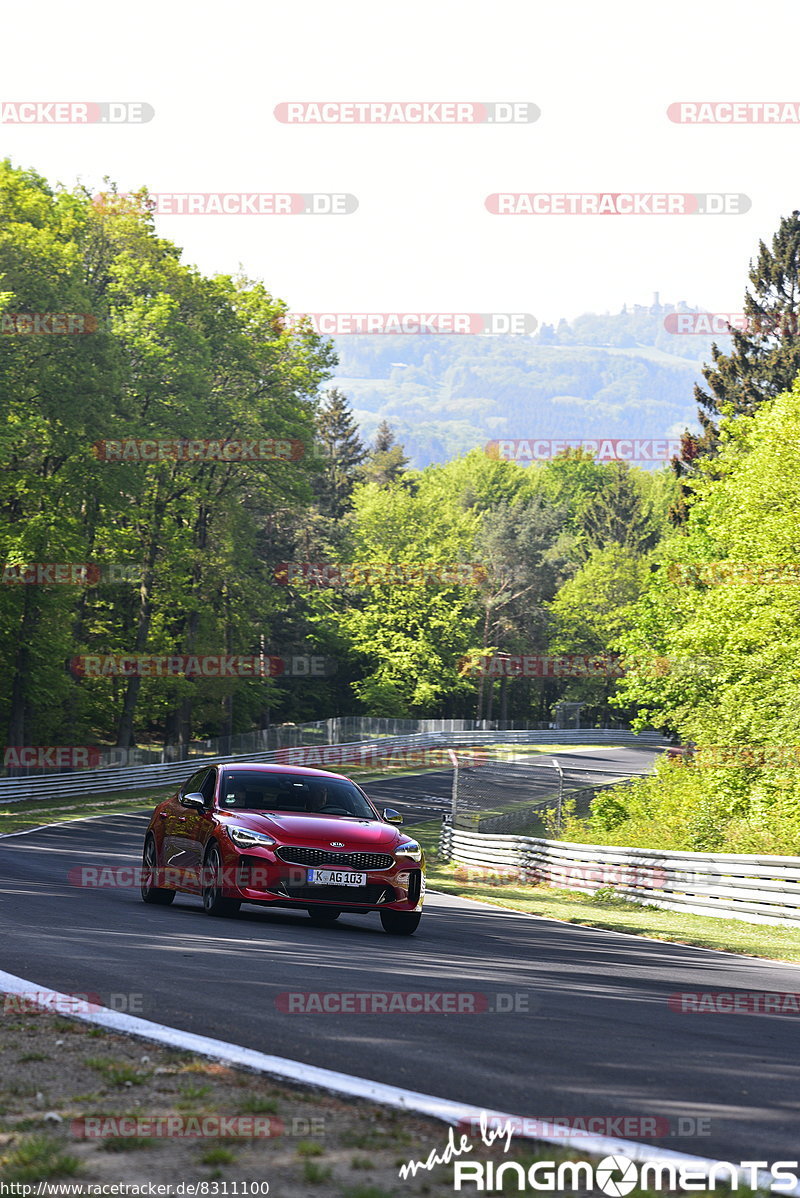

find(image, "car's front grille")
[277,846,394,871]
[279,883,395,904]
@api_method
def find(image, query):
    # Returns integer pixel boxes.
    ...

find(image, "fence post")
[439,815,452,861]
[447,748,459,827]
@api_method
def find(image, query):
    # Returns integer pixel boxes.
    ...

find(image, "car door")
[180,767,218,888]
[162,768,208,884]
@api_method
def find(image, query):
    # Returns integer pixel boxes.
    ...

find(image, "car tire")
[141,836,175,905]
[202,844,241,917]
[307,907,341,925]
[380,909,421,936]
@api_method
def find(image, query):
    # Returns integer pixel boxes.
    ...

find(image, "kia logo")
[330,841,345,847]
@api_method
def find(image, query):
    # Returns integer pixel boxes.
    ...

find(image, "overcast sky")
[3,0,799,326]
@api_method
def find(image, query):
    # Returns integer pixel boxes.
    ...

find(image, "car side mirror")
[383,808,403,825]
[181,792,206,811]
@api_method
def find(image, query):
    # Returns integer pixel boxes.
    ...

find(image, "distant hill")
[330,300,732,467]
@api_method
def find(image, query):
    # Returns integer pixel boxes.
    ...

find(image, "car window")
[219,772,377,819]
[199,769,217,802]
[181,769,207,797]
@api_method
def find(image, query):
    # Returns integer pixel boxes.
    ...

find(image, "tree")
[547,545,650,723]
[0,163,335,751]
[579,463,660,555]
[673,211,800,515]
[305,478,483,715]
[361,420,410,486]
[470,497,573,720]
[313,388,367,519]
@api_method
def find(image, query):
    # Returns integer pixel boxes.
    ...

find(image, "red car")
[140,762,425,935]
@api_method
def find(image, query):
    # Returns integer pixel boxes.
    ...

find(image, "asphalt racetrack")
[1,746,798,1163]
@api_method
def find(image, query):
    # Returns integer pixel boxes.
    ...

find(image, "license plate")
[308,869,367,886]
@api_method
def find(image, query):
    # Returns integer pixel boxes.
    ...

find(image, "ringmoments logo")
[399,1112,778,1192]
[450,1154,782,1192]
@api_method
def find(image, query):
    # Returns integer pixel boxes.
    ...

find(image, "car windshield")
[218,772,378,819]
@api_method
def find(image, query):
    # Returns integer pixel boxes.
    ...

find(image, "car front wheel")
[380,909,421,936]
[141,836,175,905]
[202,844,241,917]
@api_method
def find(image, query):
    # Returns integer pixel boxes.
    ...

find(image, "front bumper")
[229,851,424,912]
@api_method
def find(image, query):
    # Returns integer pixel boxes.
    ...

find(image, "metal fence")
[438,824,800,928]
[0,728,667,803]
[0,716,647,778]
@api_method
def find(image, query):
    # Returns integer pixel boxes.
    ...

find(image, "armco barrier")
[0,728,667,803]
[438,824,800,928]
[466,778,637,835]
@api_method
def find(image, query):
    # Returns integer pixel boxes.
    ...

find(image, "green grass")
[0,1135,81,1182]
[296,1139,324,1157]
[237,1094,280,1115]
[416,819,800,962]
[350,1155,374,1169]
[0,787,170,836]
[177,1083,213,1104]
[100,1135,155,1152]
[86,1057,151,1087]
[200,1146,236,1166]
[302,1159,332,1183]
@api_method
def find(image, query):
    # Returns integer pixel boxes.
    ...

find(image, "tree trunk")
[116,476,169,748]
[6,586,38,747]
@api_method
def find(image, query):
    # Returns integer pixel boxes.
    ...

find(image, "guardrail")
[438,824,800,928]
[462,778,638,835]
[0,728,667,803]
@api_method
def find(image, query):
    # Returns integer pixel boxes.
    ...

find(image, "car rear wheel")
[202,844,241,917]
[380,909,421,936]
[307,907,341,925]
[141,836,175,905]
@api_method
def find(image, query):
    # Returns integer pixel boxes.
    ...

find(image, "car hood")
[215,811,406,848]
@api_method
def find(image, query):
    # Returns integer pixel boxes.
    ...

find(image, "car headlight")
[226,826,277,849]
[395,840,423,862]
